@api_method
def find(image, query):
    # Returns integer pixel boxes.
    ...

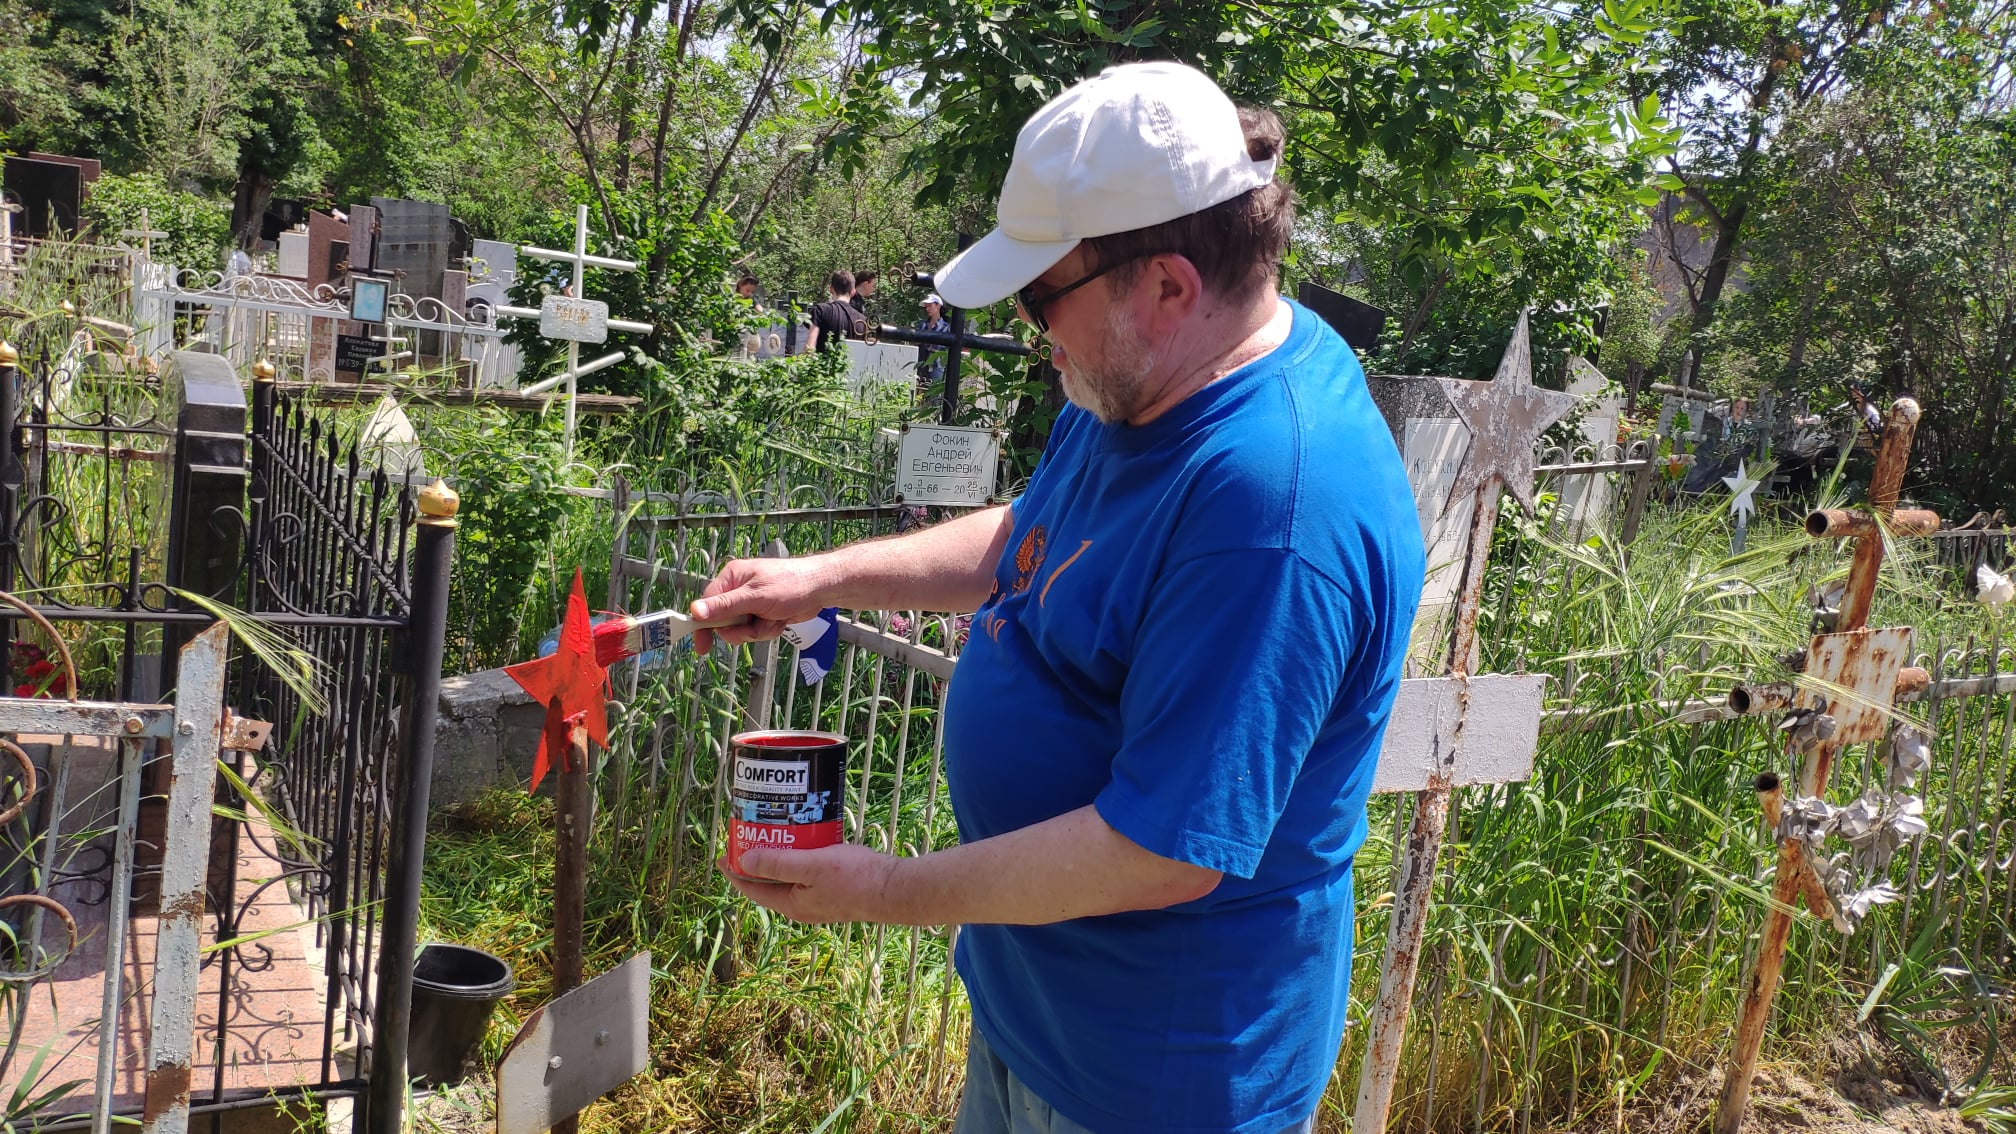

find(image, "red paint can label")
[726,730,846,879]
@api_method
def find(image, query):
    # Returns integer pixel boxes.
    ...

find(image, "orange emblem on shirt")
[1011,525,1048,595]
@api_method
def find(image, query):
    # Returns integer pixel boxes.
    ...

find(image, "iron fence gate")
[0,344,455,1134]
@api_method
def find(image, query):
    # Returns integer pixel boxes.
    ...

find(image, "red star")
[504,568,609,792]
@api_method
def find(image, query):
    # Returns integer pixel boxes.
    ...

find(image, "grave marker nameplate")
[539,295,609,343]
[334,334,380,376]
[896,424,999,506]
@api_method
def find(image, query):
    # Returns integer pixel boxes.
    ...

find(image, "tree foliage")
[1709,8,2016,507]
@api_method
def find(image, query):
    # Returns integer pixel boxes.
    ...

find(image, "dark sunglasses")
[1015,250,1171,333]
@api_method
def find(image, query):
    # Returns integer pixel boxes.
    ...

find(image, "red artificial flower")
[25,660,54,679]
[12,684,33,698]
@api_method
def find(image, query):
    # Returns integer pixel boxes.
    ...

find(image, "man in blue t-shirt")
[692,61,1423,1134]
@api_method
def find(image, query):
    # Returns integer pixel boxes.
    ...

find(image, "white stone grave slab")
[845,340,919,392]
[277,230,309,279]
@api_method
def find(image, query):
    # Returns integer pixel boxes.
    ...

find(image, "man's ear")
[1146,253,1206,329]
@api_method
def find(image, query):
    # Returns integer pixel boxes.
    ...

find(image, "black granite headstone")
[1298,281,1390,353]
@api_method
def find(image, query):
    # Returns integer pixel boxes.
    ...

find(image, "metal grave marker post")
[1713,398,1939,1134]
[498,204,654,456]
[895,423,1000,506]
[1724,459,1761,554]
[1355,314,1578,1131]
[496,952,652,1134]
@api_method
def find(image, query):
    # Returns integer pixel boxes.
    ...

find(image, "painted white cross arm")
[1372,673,1546,794]
[517,350,628,396]
[495,305,653,336]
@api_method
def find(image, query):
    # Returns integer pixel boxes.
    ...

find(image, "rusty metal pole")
[552,721,591,1134]
[1353,477,1499,1129]
[1714,398,1919,1134]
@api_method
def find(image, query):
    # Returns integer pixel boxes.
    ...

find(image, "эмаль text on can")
[726,730,846,878]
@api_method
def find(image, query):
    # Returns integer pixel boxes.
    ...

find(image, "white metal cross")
[498,204,654,456]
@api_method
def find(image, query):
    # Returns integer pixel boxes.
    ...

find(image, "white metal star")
[1723,460,1761,522]
[1437,312,1581,518]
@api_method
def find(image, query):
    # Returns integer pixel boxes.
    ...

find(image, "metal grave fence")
[0,346,457,1134]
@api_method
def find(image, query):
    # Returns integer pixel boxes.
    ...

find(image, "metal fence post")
[1620,440,1657,546]
[366,479,459,1134]
[159,351,251,694]
[0,341,17,666]
[939,233,973,426]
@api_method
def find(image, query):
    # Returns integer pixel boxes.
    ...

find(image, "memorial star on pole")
[1353,313,1580,1134]
[1724,459,1762,522]
[1724,459,1763,554]
[504,568,608,792]
[1436,312,1581,518]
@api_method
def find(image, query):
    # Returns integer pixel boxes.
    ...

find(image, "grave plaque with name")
[539,295,609,343]
[896,424,1000,506]
[335,334,380,375]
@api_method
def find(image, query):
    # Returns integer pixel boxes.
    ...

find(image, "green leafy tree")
[1643,0,1985,381]
[79,171,232,270]
[1709,12,2016,509]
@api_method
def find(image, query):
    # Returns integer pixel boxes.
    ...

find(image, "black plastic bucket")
[407,943,515,1085]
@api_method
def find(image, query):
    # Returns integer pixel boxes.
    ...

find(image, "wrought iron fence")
[0,347,455,1134]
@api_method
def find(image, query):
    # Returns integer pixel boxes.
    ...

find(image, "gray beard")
[1062,306,1156,424]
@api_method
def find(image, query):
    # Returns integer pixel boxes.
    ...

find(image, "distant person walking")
[807,270,861,354]
[915,293,952,403]
[849,269,879,317]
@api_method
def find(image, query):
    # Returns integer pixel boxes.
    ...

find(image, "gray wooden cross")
[1356,315,1575,1130]
[118,207,170,261]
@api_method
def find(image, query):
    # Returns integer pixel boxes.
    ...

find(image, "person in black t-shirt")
[807,270,861,353]
[848,269,878,317]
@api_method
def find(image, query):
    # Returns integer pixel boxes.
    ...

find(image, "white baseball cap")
[933,61,1277,309]
[922,293,944,307]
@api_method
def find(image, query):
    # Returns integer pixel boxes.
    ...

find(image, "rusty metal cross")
[1714,397,1936,1134]
[1354,314,1576,1130]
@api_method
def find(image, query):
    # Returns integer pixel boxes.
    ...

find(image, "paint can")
[726,729,846,878]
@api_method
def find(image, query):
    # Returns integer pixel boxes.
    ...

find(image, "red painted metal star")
[504,568,608,792]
